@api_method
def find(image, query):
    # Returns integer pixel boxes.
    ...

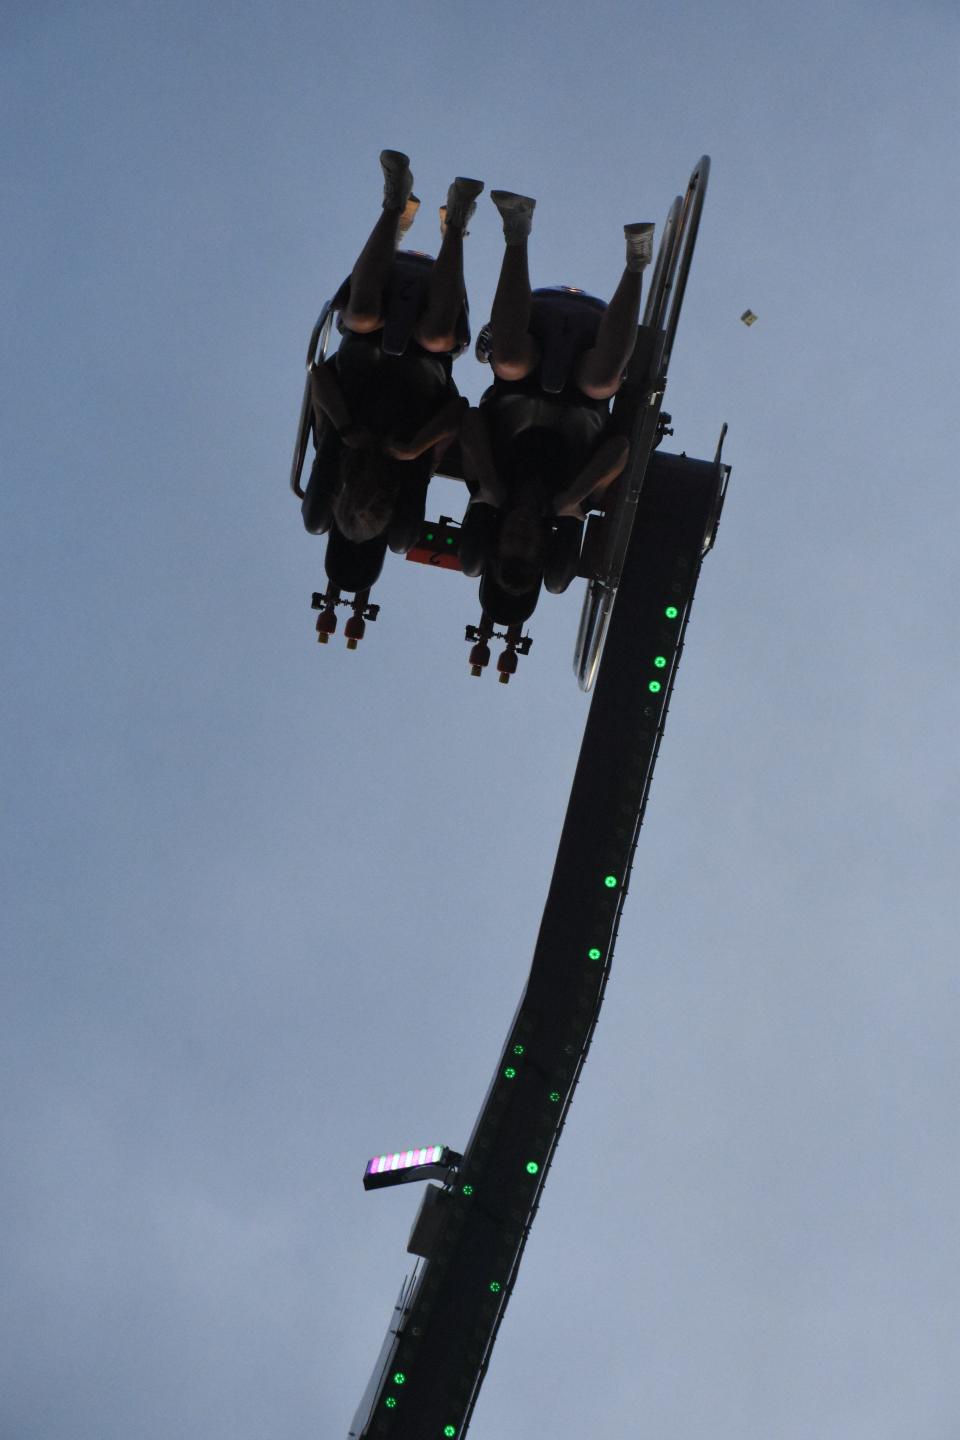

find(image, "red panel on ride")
[405,518,464,571]
[406,545,463,570]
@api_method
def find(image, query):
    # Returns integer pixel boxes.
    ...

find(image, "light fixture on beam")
[363,1144,462,1191]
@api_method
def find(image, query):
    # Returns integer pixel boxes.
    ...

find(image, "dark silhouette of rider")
[302,151,481,575]
[459,189,654,621]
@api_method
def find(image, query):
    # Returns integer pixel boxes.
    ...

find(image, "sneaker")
[491,190,536,245]
[442,177,485,234]
[625,222,655,271]
[397,194,420,241]
[380,149,414,211]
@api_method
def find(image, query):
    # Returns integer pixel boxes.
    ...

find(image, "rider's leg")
[415,178,483,353]
[576,223,654,399]
[341,151,414,334]
[575,267,642,398]
[488,192,539,381]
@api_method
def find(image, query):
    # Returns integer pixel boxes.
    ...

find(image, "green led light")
[549,1090,561,1103]
[504,1066,516,1079]
[385,1397,397,1409]
[588,947,602,960]
[445,536,454,545]
[654,655,667,668]
[526,1161,539,1175]
[665,605,678,619]
[444,1428,457,1437]
[648,680,662,693]
[462,1184,474,1196]
[393,1372,406,1386]
[489,1280,501,1293]
[604,875,618,889]
[512,1044,525,1056]
[425,531,435,541]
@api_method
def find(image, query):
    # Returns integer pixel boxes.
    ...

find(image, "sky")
[2,2,958,1437]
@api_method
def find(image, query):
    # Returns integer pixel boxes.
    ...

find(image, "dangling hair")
[490,428,557,595]
[332,447,400,544]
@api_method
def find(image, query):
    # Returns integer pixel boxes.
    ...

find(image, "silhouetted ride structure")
[294,158,731,1439]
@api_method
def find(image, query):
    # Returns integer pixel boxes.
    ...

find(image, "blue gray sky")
[3,2,958,1437]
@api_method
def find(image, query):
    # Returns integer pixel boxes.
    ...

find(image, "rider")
[303,151,482,565]
[459,190,654,620]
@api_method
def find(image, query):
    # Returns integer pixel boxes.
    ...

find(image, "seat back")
[478,565,542,628]
[476,287,606,394]
[324,524,389,594]
[337,251,470,359]
[530,287,607,394]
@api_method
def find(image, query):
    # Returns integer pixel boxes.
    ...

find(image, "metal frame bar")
[289,300,336,499]
[573,156,711,691]
[347,449,728,1440]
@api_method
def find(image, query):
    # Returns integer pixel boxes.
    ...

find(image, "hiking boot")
[491,190,536,245]
[380,149,414,211]
[442,177,485,234]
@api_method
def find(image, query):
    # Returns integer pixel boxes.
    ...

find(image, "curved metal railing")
[289,300,335,499]
[573,155,710,691]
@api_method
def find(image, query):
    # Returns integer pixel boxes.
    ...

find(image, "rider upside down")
[297,149,655,644]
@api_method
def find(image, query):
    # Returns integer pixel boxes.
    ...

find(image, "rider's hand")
[383,436,417,461]
[340,424,376,451]
[553,498,586,520]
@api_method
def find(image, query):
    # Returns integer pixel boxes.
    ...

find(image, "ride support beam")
[348,447,728,1440]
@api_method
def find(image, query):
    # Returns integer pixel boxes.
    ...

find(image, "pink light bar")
[365,1145,446,1177]
[363,1142,463,1192]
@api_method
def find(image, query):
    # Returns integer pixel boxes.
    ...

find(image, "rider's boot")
[624,222,655,271]
[380,149,414,211]
[490,190,536,245]
[440,177,485,236]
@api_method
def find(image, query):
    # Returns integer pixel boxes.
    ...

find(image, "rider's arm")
[309,362,358,440]
[384,395,469,461]
[552,434,630,518]
[458,406,508,507]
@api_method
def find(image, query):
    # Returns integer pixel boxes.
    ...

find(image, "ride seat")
[479,564,542,628]
[336,251,470,359]
[476,286,607,394]
[324,524,389,595]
